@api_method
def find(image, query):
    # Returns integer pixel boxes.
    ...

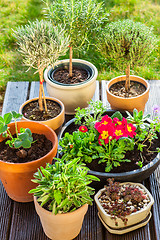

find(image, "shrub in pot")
[94,179,154,234]
[29,157,99,240]
[0,111,58,202]
[99,19,157,112]
[44,0,108,114]
[13,20,69,131]
[58,101,160,185]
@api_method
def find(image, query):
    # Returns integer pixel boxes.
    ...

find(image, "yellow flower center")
[127,125,132,132]
[102,121,108,125]
[117,121,122,125]
[115,130,123,136]
[101,131,109,139]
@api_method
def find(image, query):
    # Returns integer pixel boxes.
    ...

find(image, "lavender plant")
[13,19,69,113]
[45,0,108,77]
[99,19,158,91]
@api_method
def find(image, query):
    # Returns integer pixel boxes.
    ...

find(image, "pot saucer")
[98,211,152,235]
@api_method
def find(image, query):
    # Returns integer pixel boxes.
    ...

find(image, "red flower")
[70,144,73,149]
[95,115,113,133]
[113,117,127,127]
[98,125,114,145]
[125,123,136,138]
[113,125,128,140]
[79,126,88,133]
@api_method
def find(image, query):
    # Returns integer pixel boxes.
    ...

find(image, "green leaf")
[54,190,62,205]
[14,140,22,148]
[0,124,7,134]
[21,139,31,148]
[4,113,12,124]
[111,111,123,121]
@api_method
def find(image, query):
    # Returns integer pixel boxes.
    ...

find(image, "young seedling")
[13,20,69,113]
[0,111,33,149]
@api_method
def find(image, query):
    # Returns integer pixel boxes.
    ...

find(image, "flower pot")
[44,59,98,114]
[58,110,160,186]
[106,75,150,112]
[94,182,154,229]
[19,97,65,134]
[34,196,88,240]
[0,121,58,202]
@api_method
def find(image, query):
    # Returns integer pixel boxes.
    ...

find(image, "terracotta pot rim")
[95,182,154,218]
[34,196,88,216]
[19,97,65,123]
[106,75,150,99]
[0,121,58,166]
[44,58,98,89]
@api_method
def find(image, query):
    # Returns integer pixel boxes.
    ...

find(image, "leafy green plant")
[45,0,108,77]
[59,100,160,172]
[0,111,33,148]
[13,19,69,113]
[99,19,158,91]
[29,157,99,214]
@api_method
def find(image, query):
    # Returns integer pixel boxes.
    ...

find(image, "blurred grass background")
[0,0,160,93]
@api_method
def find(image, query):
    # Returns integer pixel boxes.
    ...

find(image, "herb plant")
[0,111,33,148]
[59,101,160,172]
[13,20,69,113]
[29,157,99,214]
[99,19,158,92]
[45,0,108,77]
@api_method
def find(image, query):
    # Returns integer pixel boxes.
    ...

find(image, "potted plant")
[58,101,160,186]
[13,19,69,131]
[94,179,154,234]
[29,157,99,240]
[44,0,108,114]
[99,19,157,112]
[0,111,58,202]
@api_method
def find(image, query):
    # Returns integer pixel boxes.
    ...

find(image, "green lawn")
[0,0,160,92]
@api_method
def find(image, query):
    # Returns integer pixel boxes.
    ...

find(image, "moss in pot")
[29,157,99,240]
[58,101,160,184]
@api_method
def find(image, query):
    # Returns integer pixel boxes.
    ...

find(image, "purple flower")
[152,105,160,114]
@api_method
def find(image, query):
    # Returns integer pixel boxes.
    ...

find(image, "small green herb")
[29,157,99,214]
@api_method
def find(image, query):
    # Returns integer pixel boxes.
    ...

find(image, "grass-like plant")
[29,157,99,214]
[45,0,108,77]
[13,19,69,113]
[99,19,158,92]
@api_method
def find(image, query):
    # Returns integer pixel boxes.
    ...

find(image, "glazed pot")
[44,59,98,114]
[106,75,150,112]
[19,97,65,134]
[58,110,160,186]
[94,182,154,229]
[34,196,88,240]
[0,121,58,202]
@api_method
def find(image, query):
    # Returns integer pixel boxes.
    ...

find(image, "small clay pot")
[106,75,150,112]
[34,196,88,240]
[0,121,58,202]
[19,97,65,134]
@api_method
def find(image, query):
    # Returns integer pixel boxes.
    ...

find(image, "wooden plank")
[101,80,110,108]
[0,81,29,240]
[2,81,29,115]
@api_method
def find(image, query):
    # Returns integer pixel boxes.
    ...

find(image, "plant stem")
[69,45,73,77]
[7,129,13,140]
[42,83,48,113]
[38,67,44,112]
[125,64,130,92]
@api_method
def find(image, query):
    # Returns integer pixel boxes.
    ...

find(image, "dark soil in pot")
[22,99,61,121]
[53,66,89,84]
[0,133,53,163]
[109,81,146,98]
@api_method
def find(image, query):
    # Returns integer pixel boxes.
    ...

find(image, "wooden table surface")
[0,80,160,240]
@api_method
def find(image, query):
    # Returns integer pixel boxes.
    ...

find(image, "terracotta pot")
[0,121,58,202]
[34,196,88,240]
[95,182,154,229]
[106,75,150,112]
[44,59,98,114]
[19,97,65,133]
